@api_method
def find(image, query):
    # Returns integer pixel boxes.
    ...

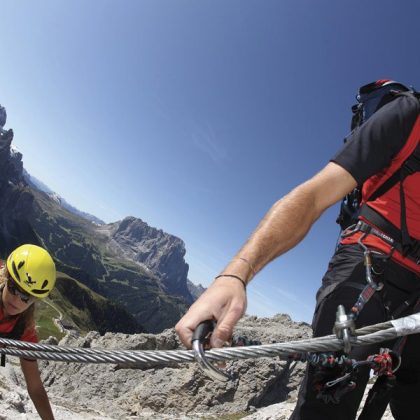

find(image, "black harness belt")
[357,205,420,264]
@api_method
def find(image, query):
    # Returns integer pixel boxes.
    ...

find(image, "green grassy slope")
[35,271,144,340]
[29,188,188,333]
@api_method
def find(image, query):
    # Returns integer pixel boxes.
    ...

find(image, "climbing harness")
[310,240,390,405]
[328,234,385,358]
[311,221,420,412]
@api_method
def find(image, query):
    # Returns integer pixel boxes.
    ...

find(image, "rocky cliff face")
[0,132,38,256]
[98,217,194,303]
[0,131,23,187]
[187,279,206,300]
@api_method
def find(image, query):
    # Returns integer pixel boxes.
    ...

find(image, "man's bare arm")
[176,162,357,348]
[225,162,358,280]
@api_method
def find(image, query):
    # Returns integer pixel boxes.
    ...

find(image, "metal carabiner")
[192,320,230,382]
[357,233,383,291]
[341,223,360,239]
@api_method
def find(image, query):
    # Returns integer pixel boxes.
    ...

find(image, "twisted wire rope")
[0,320,406,366]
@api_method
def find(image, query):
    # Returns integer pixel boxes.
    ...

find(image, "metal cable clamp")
[333,305,356,354]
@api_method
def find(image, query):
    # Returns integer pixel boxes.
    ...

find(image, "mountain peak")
[108,216,192,302]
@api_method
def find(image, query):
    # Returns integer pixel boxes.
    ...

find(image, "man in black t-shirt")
[290,86,420,419]
[176,81,420,420]
[334,93,418,185]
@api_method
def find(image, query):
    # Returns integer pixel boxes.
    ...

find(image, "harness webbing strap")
[359,205,420,263]
[368,144,420,202]
[350,283,377,319]
[364,138,420,257]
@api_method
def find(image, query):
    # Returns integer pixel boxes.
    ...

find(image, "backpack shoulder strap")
[360,102,420,256]
[368,141,420,201]
[365,110,420,202]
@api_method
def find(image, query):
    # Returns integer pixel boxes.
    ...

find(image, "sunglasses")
[6,277,35,304]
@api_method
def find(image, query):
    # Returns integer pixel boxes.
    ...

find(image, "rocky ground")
[0,314,393,419]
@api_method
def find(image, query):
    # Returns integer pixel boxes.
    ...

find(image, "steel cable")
[0,313,416,366]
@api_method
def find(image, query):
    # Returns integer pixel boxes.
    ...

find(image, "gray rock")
[0,105,6,128]
[186,279,206,300]
[0,314,394,419]
[35,315,311,419]
[98,217,194,303]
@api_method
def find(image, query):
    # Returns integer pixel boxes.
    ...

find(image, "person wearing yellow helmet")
[1,244,56,420]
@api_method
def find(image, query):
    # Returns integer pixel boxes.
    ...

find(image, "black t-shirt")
[331,94,420,185]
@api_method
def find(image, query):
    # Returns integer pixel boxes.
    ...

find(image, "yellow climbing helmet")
[6,244,56,298]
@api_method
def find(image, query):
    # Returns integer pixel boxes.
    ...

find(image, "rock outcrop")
[26,314,311,419]
[187,279,206,300]
[0,314,394,419]
[100,217,194,303]
[39,315,310,419]
[0,130,38,255]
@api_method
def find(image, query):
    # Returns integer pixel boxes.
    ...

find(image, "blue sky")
[1,0,420,322]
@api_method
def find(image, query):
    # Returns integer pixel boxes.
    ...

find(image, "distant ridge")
[23,169,105,225]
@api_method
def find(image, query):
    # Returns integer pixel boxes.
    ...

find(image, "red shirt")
[0,305,38,343]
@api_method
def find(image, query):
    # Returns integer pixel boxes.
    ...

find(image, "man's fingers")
[175,321,194,349]
[175,280,247,349]
[175,305,215,348]
[210,303,245,348]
